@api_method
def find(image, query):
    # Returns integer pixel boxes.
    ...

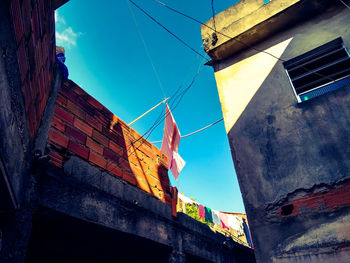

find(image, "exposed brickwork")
[47,80,171,204]
[279,182,350,217]
[9,0,56,137]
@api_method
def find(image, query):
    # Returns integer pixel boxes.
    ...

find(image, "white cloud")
[54,11,66,25]
[55,11,82,49]
[56,27,81,48]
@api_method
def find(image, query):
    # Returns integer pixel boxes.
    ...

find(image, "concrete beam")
[36,159,254,262]
[201,0,330,61]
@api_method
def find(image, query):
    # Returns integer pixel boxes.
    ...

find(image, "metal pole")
[128,97,169,126]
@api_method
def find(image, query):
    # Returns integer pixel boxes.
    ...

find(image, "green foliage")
[185,203,213,227]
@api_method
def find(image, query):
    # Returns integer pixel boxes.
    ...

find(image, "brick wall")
[47,80,172,204]
[9,0,56,137]
[279,181,350,217]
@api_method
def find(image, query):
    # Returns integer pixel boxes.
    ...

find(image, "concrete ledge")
[37,161,255,262]
[201,0,330,61]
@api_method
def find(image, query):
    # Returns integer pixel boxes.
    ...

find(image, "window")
[283,37,350,103]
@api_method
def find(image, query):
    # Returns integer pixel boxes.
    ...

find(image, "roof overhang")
[52,0,70,10]
[201,0,331,61]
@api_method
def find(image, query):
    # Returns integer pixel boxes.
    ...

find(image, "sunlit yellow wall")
[214,38,293,133]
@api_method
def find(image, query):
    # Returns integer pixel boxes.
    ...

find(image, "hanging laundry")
[212,210,221,225]
[220,219,229,230]
[178,193,197,205]
[219,212,230,229]
[171,151,186,180]
[204,207,213,223]
[243,218,253,247]
[198,204,205,219]
[161,104,185,180]
[228,215,241,232]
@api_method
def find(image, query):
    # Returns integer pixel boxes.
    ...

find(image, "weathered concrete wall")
[206,2,350,263]
[31,159,255,263]
[0,0,59,261]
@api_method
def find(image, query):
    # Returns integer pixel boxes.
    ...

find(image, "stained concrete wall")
[206,2,350,263]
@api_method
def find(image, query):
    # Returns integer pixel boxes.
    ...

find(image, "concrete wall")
[208,2,350,263]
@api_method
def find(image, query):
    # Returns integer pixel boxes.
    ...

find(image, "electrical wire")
[152,0,337,85]
[151,118,224,144]
[339,0,350,9]
[126,0,167,98]
[128,0,209,61]
[152,0,284,61]
[211,0,217,33]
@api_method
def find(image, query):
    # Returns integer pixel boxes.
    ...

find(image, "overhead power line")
[152,0,337,85]
[126,0,167,98]
[152,0,283,61]
[128,0,209,61]
[339,0,350,9]
[151,118,224,144]
[211,0,217,33]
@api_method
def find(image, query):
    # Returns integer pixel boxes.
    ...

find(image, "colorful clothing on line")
[212,210,221,225]
[198,204,205,219]
[205,207,213,223]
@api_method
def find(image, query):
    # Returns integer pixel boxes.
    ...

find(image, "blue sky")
[55,0,246,213]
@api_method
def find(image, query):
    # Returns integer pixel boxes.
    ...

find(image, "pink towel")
[219,212,230,230]
[161,104,185,180]
[198,204,205,219]
[220,219,229,230]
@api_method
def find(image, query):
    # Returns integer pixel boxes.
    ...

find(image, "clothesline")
[178,194,253,248]
[151,118,224,144]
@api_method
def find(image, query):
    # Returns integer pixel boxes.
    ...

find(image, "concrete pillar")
[167,249,186,263]
[0,209,32,263]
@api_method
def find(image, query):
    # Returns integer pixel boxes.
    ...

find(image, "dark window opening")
[283,37,350,103]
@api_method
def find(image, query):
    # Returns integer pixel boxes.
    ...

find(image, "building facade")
[201,0,350,262]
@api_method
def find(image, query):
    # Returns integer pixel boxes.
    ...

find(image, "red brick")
[20,0,32,39]
[74,117,93,136]
[35,41,43,74]
[86,137,103,155]
[68,140,89,160]
[60,85,77,103]
[66,100,85,120]
[94,112,109,126]
[48,150,64,168]
[109,140,124,156]
[136,178,152,194]
[101,106,114,119]
[54,105,74,124]
[87,95,104,110]
[17,41,28,82]
[89,151,107,169]
[66,126,87,144]
[37,0,45,36]
[93,130,109,147]
[103,148,120,163]
[22,79,33,111]
[48,128,69,148]
[38,96,46,119]
[56,94,67,107]
[145,173,162,190]
[119,157,131,171]
[106,162,123,178]
[10,0,24,43]
[31,5,40,42]
[85,114,102,132]
[51,116,66,132]
[123,171,137,186]
[72,85,88,96]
